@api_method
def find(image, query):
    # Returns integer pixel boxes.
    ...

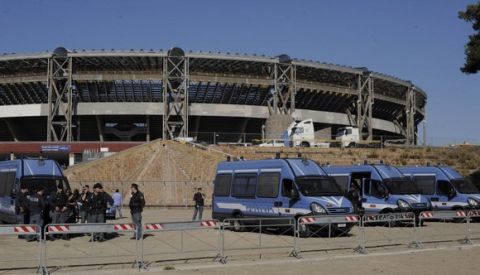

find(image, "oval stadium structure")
[0,47,426,145]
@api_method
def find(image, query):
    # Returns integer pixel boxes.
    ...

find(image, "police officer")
[129,183,145,240]
[348,183,364,216]
[78,185,91,223]
[87,183,113,242]
[26,187,45,242]
[15,183,29,225]
[51,184,69,240]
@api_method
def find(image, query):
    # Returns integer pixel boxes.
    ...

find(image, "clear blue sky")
[0,0,478,144]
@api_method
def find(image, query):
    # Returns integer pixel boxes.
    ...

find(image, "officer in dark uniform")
[78,185,92,223]
[347,183,364,216]
[26,187,45,242]
[51,184,69,240]
[129,183,145,240]
[86,183,113,242]
[15,183,29,225]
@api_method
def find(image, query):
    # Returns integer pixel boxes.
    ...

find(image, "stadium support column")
[405,86,416,145]
[265,55,296,140]
[47,47,74,142]
[268,55,296,115]
[163,47,189,140]
[356,72,374,141]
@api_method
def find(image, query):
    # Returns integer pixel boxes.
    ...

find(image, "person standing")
[51,185,69,240]
[15,183,29,225]
[86,183,113,242]
[65,189,77,223]
[78,185,91,223]
[112,189,123,219]
[129,184,145,240]
[192,188,205,221]
[26,187,45,242]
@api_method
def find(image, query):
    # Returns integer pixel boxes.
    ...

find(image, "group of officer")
[15,182,146,242]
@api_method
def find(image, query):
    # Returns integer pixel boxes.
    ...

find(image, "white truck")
[259,119,361,148]
[334,126,361,147]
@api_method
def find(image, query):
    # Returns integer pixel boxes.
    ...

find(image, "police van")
[212,158,355,235]
[399,166,480,210]
[323,164,432,217]
[0,158,70,223]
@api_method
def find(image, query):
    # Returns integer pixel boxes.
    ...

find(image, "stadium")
[0,47,426,157]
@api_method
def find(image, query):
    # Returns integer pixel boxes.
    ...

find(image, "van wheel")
[231,214,245,232]
[300,141,310,148]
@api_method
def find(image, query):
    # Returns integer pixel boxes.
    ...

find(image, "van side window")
[437,180,451,196]
[232,174,257,198]
[214,174,232,197]
[257,173,280,198]
[0,171,15,196]
[370,180,383,197]
[413,176,435,195]
[346,128,352,135]
[282,179,296,198]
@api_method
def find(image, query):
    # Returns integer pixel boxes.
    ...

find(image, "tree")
[459,2,480,74]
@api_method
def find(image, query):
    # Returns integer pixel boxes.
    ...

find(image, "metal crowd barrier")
[467,210,480,243]
[142,220,222,267]
[358,212,419,253]
[221,217,297,262]
[418,210,470,246]
[42,223,141,273]
[0,224,43,273]
[6,211,480,272]
[295,215,361,256]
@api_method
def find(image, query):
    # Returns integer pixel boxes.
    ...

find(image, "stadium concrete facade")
[0,47,426,145]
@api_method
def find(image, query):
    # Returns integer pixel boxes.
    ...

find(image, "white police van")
[323,164,432,217]
[0,158,70,223]
[399,165,480,210]
[212,158,355,235]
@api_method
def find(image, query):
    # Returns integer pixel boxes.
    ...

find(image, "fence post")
[463,214,473,244]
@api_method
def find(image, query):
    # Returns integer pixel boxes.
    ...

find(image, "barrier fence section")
[0,224,42,272]
[221,217,297,261]
[467,210,480,243]
[295,215,361,256]
[359,212,419,253]
[142,220,222,266]
[417,210,471,247]
[42,223,141,273]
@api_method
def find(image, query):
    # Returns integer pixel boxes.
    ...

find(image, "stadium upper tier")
[0,49,426,142]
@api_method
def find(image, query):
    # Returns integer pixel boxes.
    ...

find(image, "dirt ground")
[1,208,479,275]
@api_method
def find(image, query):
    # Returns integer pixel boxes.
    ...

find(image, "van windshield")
[451,179,479,194]
[296,176,344,196]
[384,177,421,195]
[21,177,70,195]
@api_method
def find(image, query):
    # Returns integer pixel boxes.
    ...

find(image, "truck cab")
[323,164,432,215]
[212,158,355,234]
[335,127,360,148]
[286,119,316,147]
[399,166,480,210]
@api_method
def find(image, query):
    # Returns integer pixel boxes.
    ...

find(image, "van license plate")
[338,223,346,228]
